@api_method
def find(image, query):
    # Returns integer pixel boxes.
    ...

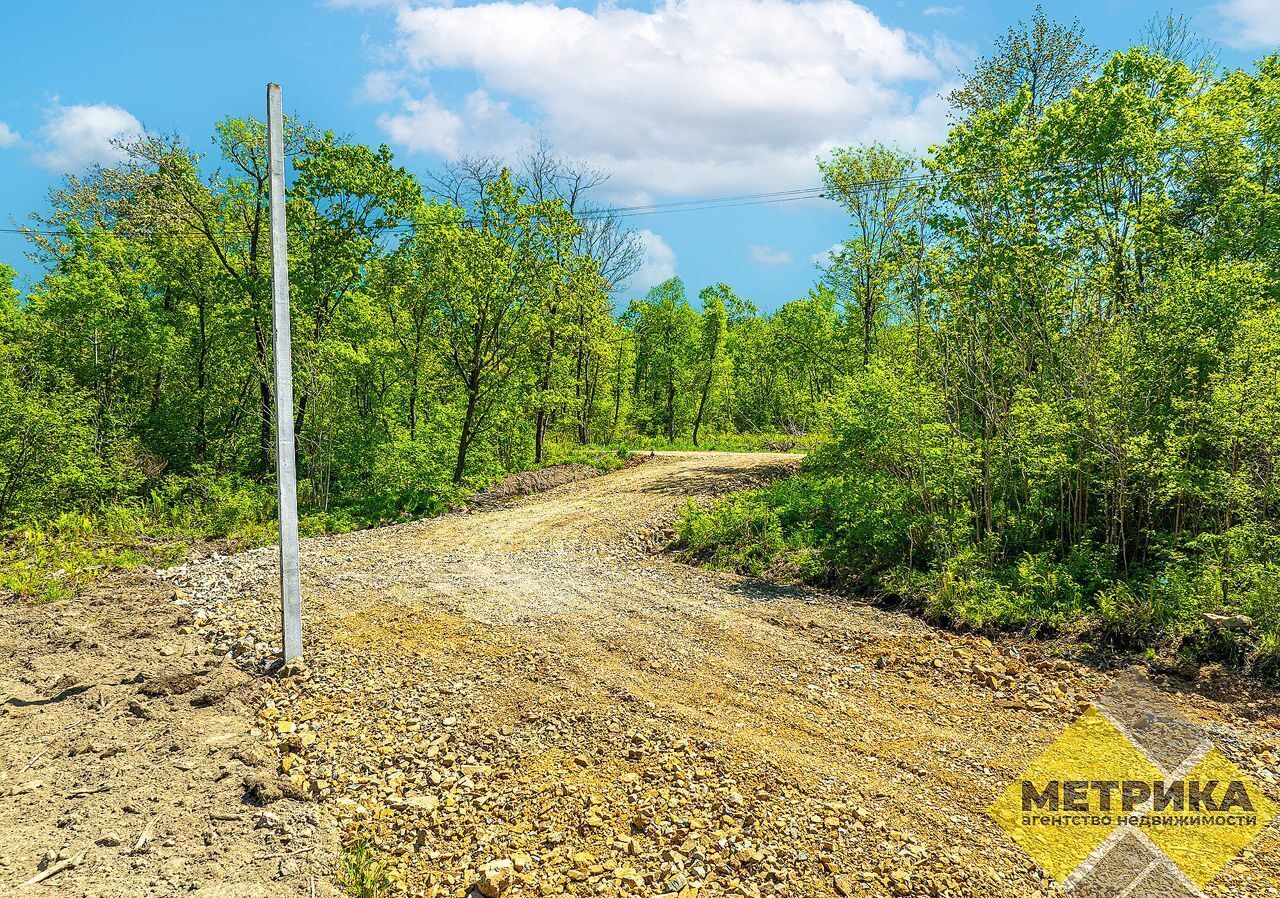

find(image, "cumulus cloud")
[356,70,407,104]
[1215,0,1280,48]
[811,242,843,267]
[631,229,678,291]
[0,123,21,149]
[34,103,143,173]
[749,244,793,266]
[362,0,957,194]
[377,89,531,160]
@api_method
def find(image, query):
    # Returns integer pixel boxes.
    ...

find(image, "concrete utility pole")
[267,82,303,663]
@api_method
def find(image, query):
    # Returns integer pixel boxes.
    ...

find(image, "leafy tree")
[691,285,730,445]
[947,6,1098,121]
[625,279,698,440]
[818,144,921,364]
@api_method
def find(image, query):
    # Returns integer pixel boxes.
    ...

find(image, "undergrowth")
[592,431,812,454]
[676,472,1280,679]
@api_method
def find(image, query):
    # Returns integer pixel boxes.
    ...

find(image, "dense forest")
[0,134,827,535]
[682,16,1280,672]
[3,13,1279,671]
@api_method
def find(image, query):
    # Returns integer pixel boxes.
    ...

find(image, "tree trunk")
[258,377,273,479]
[534,326,556,463]
[692,336,720,447]
[666,378,676,441]
[408,370,418,441]
[535,408,549,463]
[454,387,480,484]
[196,294,209,459]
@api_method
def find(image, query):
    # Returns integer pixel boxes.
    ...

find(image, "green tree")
[818,144,922,365]
[691,285,731,446]
[948,6,1098,121]
[625,279,698,440]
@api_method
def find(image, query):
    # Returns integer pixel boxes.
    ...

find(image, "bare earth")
[0,576,337,896]
[6,452,1280,896]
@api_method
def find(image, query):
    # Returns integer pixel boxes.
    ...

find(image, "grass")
[0,511,189,602]
[543,444,633,472]
[677,493,824,580]
[0,475,353,604]
[338,841,395,898]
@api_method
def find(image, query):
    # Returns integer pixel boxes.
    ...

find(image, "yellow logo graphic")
[989,677,1275,896]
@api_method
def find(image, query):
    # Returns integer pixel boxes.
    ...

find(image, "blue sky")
[1,0,1273,312]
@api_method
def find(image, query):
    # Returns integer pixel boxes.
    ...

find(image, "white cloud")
[378,93,464,155]
[356,70,407,104]
[749,244,793,266]
[631,229,677,291]
[34,103,143,173]
[923,5,963,15]
[0,122,21,149]
[1215,0,1280,48]
[377,89,530,159]
[811,242,843,266]
[363,0,957,194]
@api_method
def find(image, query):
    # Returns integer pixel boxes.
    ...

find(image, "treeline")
[682,17,1280,670]
[0,129,824,531]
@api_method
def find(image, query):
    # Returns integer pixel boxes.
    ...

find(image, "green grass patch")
[0,511,187,602]
[675,475,828,580]
[338,841,395,898]
[543,444,633,473]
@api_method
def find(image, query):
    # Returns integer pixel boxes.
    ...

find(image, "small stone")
[255,811,284,830]
[1202,612,1253,632]
[476,858,514,898]
[404,794,439,813]
[97,832,124,847]
[614,866,645,888]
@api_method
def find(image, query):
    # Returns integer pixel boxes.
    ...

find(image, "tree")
[410,172,581,483]
[286,134,421,455]
[625,279,698,440]
[1138,13,1213,71]
[947,6,1098,122]
[691,285,731,446]
[818,144,922,365]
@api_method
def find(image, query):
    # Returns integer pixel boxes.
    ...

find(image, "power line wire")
[1,137,1270,242]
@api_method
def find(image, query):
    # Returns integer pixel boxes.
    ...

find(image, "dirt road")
[162,453,1280,896]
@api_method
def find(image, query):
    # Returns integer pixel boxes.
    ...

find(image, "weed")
[339,841,395,898]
